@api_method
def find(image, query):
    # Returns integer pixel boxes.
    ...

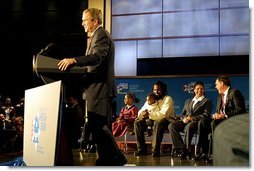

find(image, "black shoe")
[146,129,153,137]
[96,152,127,166]
[171,150,182,157]
[88,144,96,153]
[180,150,192,159]
[152,152,160,157]
[134,150,147,156]
[96,158,127,166]
[129,131,135,135]
[193,152,203,161]
[84,144,90,152]
[194,153,209,161]
[205,155,213,163]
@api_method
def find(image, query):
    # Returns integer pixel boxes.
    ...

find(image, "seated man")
[207,75,247,163]
[134,80,175,157]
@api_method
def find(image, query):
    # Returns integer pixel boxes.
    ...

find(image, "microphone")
[38,43,55,55]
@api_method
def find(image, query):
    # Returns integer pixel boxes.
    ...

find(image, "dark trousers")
[209,118,226,156]
[168,120,198,151]
[81,122,95,145]
[134,118,170,153]
[197,119,211,155]
[88,112,121,161]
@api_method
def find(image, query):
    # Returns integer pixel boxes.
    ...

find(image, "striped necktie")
[220,94,225,114]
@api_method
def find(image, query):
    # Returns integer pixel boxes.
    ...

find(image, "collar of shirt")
[223,87,230,103]
[91,25,102,36]
[125,104,133,110]
[192,95,204,107]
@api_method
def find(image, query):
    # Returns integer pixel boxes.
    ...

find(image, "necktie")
[220,93,225,114]
[85,37,91,55]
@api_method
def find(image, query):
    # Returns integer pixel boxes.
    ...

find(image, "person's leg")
[183,121,198,158]
[152,118,170,156]
[197,119,211,156]
[145,118,153,136]
[134,118,147,155]
[88,112,126,165]
[87,98,127,165]
[210,119,223,153]
[168,120,185,152]
[183,121,198,151]
[82,122,92,152]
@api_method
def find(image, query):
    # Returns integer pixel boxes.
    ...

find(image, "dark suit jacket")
[215,88,246,118]
[74,26,117,100]
[180,97,212,121]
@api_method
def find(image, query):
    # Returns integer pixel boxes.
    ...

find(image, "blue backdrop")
[115,75,249,116]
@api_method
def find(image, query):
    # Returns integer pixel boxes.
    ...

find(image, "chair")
[179,132,199,156]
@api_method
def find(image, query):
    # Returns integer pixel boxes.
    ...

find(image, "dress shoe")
[88,144,96,153]
[84,144,90,152]
[205,155,213,163]
[134,150,147,156]
[95,157,127,166]
[180,150,192,159]
[129,131,135,135]
[193,153,209,162]
[193,153,201,161]
[146,129,153,137]
[171,150,182,157]
[96,152,127,166]
[152,152,160,157]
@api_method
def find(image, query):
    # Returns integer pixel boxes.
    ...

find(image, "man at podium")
[57,8,127,166]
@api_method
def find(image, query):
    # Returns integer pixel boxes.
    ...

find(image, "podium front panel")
[23,81,62,166]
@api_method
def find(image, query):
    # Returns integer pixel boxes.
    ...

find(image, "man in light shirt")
[134,80,175,157]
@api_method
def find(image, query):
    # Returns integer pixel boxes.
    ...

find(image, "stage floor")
[72,149,213,166]
[0,149,213,166]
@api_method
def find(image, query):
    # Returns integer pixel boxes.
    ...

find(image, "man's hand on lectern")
[57,58,77,71]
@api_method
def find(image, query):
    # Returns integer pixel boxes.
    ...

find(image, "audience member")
[1,97,16,121]
[112,92,139,137]
[13,117,24,152]
[168,81,212,159]
[15,97,25,118]
[67,95,84,149]
[134,80,175,157]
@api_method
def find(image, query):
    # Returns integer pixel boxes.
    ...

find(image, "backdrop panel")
[115,75,249,116]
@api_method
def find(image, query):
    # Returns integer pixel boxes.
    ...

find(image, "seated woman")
[112,92,139,137]
[168,81,212,159]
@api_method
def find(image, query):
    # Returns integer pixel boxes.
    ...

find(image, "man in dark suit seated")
[207,75,247,163]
